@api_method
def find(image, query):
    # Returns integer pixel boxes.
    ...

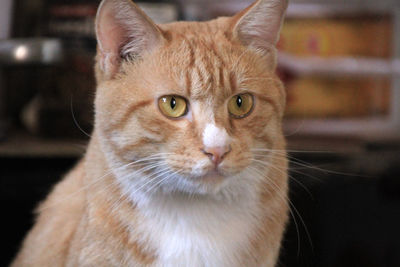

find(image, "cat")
[12,0,289,266]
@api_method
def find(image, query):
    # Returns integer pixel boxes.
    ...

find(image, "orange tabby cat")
[12,0,288,266]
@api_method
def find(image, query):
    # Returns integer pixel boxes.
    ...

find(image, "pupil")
[170,97,176,109]
[236,96,242,107]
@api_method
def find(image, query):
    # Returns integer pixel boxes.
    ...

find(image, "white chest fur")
[135,190,262,267]
[104,145,269,266]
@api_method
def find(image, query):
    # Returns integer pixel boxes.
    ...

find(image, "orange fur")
[12,0,289,266]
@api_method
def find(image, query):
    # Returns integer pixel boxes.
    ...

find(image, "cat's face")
[94,0,287,196]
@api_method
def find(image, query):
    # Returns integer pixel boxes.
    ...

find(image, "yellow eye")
[228,93,254,118]
[158,95,187,118]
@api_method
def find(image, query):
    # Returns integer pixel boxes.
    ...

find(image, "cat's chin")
[154,169,236,197]
[194,170,228,184]
[184,169,245,193]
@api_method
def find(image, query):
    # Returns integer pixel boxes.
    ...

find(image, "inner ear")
[95,0,164,78]
[231,0,288,51]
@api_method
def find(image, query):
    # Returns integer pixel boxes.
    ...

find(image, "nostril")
[201,145,231,165]
[223,145,232,158]
[202,149,214,159]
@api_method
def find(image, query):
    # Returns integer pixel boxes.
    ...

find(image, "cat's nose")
[202,145,231,166]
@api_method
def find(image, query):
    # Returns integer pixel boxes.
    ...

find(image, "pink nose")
[202,145,231,166]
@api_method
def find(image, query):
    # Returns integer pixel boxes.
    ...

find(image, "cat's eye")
[158,95,188,118]
[228,93,254,118]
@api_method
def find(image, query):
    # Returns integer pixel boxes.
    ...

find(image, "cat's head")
[94,0,288,197]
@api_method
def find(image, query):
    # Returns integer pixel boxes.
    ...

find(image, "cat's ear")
[95,0,164,78]
[232,0,288,51]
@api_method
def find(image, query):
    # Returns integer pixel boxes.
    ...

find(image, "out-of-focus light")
[14,45,28,61]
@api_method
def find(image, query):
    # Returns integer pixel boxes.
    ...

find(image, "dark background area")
[2,156,78,266]
[281,150,400,267]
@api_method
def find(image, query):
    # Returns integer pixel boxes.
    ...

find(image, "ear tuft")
[233,0,288,51]
[95,0,163,78]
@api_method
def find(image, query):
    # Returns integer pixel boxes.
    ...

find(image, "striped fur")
[12,0,289,266]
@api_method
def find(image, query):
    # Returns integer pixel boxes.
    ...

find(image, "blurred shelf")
[286,134,367,155]
[0,131,86,157]
[179,0,400,20]
[286,2,400,18]
[278,52,400,77]
[284,116,400,140]
[0,38,63,66]
[286,133,400,159]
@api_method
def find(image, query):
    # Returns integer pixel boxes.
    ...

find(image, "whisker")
[252,150,369,178]
[251,148,333,154]
[249,164,313,256]
[126,165,172,195]
[109,166,173,212]
[145,169,182,195]
[70,96,91,138]
[104,161,171,197]
[251,158,314,199]
[38,154,171,212]
[252,152,322,182]
[246,165,303,255]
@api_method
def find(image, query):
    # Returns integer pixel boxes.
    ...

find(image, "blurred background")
[1,0,399,266]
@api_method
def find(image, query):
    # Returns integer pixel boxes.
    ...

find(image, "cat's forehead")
[160,17,231,41]
[160,18,238,68]
[157,19,251,100]
[127,18,277,106]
